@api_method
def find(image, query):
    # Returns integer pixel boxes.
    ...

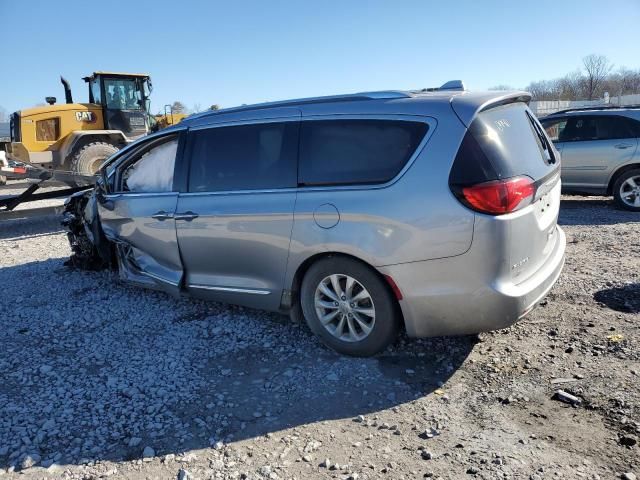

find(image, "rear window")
[299,119,428,186]
[450,103,558,187]
[187,122,298,192]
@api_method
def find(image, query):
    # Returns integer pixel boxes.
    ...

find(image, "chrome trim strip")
[105,192,178,199]
[141,270,180,286]
[189,284,271,295]
[561,166,607,171]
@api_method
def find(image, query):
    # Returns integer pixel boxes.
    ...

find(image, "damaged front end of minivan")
[62,188,114,271]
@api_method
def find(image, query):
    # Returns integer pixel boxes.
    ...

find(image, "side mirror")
[45,96,57,105]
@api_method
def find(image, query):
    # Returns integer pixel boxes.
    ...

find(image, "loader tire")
[70,142,119,176]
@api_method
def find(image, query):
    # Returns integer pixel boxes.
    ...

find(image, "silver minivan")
[540,107,640,210]
[65,85,566,356]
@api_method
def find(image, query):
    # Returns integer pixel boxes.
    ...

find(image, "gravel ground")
[0,195,638,480]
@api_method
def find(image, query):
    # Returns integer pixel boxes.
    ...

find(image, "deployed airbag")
[125,140,178,192]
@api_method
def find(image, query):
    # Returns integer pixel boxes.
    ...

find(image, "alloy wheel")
[314,274,376,342]
[619,175,640,208]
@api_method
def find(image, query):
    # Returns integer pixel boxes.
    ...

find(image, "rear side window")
[561,116,636,142]
[629,117,640,137]
[187,122,298,192]
[450,102,558,188]
[299,119,428,186]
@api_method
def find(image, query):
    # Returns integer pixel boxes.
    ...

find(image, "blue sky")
[1,0,638,115]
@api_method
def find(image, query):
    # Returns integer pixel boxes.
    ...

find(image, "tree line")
[523,54,640,101]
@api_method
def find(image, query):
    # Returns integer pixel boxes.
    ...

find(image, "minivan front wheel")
[613,168,640,211]
[300,257,400,356]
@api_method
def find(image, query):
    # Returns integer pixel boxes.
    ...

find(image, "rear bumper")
[380,225,566,337]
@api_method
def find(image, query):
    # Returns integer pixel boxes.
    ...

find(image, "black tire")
[300,257,400,356]
[70,142,120,176]
[613,168,640,211]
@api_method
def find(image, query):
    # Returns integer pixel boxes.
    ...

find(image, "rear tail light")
[459,176,535,215]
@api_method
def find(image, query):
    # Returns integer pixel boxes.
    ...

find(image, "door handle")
[174,211,199,221]
[615,143,633,149]
[151,211,174,221]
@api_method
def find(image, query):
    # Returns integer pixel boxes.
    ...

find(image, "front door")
[176,117,300,310]
[98,133,183,295]
[554,115,638,190]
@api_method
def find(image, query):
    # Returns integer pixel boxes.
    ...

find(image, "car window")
[541,118,568,142]
[187,122,298,192]
[298,119,428,186]
[122,137,178,192]
[561,115,635,142]
[628,117,640,137]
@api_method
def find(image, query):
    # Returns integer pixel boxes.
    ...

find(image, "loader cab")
[84,72,152,140]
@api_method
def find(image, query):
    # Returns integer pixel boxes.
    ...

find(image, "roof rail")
[184,91,414,121]
[355,90,413,99]
[549,104,640,115]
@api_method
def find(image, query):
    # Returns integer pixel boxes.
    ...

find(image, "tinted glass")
[187,122,298,192]
[299,120,428,186]
[562,116,635,142]
[451,103,558,187]
[541,118,568,142]
[628,117,640,137]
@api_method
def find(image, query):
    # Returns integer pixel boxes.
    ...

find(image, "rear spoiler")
[450,91,532,127]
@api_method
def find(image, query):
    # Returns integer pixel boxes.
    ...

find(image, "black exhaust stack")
[60,76,73,104]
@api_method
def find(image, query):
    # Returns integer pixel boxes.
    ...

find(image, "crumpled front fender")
[62,189,113,270]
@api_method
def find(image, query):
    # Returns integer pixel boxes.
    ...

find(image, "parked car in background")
[540,106,640,211]
[64,85,566,356]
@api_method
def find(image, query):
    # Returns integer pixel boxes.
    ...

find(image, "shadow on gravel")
[559,196,639,226]
[0,259,476,471]
[593,283,640,313]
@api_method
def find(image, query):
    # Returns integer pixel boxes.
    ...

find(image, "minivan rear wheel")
[613,168,640,211]
[300,257,400,356]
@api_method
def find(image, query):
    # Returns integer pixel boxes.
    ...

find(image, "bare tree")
[488,85,514,91]
[191,103,202,113]
[582,54,613,100]
[608,67,640,96]
[526,79,561,100]
[557,70,584,100]
[171,101,187,114]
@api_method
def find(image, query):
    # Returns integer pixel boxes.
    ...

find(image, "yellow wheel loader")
[6,72,173,178]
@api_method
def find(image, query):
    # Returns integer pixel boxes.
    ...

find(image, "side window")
[562,116,635,142]
[570,117,598,141]
[299,119,428,186]
[187,122,298,192]
[593,116,635,140]
[90,78,102,104]
[541,118,568,142]
[628,117,640,137]
[121,136,179,193]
